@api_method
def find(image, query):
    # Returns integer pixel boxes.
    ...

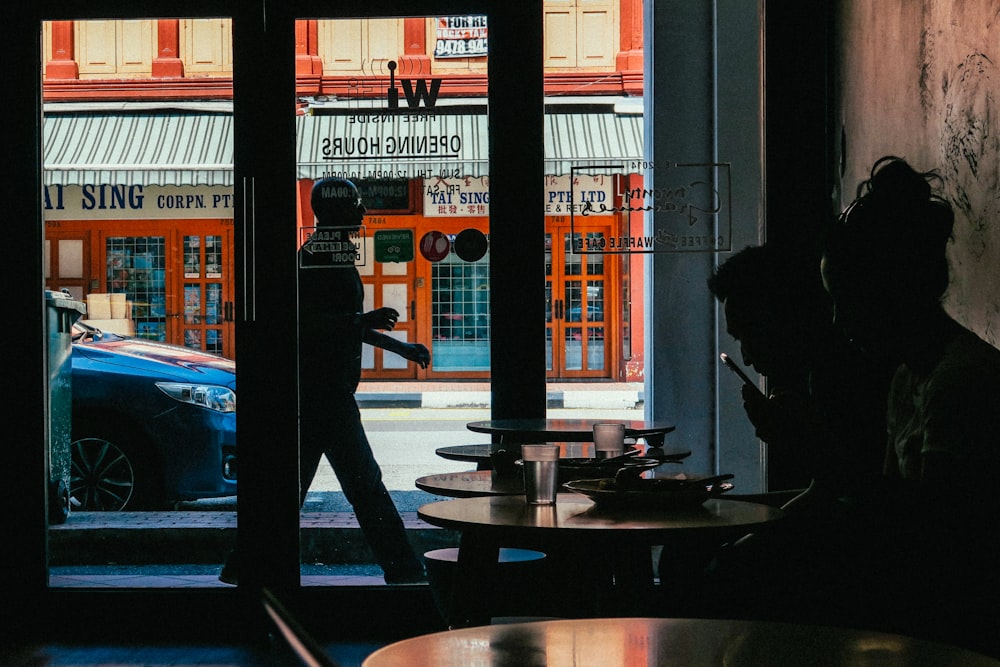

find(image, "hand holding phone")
[720,352,765,397]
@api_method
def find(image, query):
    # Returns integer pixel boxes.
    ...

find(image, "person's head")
[709,243,828,378]
[821,156,954,356]
[310,177,366,229]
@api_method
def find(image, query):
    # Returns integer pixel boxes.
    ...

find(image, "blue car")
[70,322,237,510]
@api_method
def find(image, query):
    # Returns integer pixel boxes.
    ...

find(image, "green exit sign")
[374,229,414,263]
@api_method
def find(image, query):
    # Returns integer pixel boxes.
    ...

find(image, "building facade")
[41,7,647,381]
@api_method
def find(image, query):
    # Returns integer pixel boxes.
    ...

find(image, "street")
[313,405,644,491]
[178,404,644,511]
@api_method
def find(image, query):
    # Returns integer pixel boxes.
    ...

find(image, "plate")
[562,473,735,509]
[555,457,661,483]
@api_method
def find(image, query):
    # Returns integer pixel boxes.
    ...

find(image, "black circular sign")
[453,228,489,262]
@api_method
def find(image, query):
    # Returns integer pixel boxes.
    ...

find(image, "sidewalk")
[356,381,644,409]
[49,381,645,570]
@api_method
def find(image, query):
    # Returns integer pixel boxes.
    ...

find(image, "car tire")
[69,422,164,511]
[48,478,70,524]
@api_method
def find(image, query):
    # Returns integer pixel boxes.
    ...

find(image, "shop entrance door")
[358,229,419,379]
[44,231,91,301]
[546,225,612,378]
[178,229,235,358]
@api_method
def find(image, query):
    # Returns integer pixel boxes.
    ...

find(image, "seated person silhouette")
[709,242,892,496]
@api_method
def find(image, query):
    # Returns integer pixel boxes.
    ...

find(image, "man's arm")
[362,328,431,368]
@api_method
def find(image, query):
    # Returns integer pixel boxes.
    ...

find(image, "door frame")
[9,0,546,640]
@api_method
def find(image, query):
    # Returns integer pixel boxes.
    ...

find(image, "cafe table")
[361,616,1000,666]
[435,442,692,471]
[416,470,524,497]
[416,494,784,628]
[467,418,676,446]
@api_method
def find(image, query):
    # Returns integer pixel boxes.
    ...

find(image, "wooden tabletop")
[362,617,1000,666]
[416,471,524,497]
[418,495,784,627]
[466,418,676,444]
[417,494,783,541]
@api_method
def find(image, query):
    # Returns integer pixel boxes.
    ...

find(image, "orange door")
[546,225,613,378]
[174,229,236,358]
[359,229,421,379]
[44,229,92,301]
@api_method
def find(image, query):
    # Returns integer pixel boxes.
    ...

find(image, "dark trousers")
[299,392,423,581]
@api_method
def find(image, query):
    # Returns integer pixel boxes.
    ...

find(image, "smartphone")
[720,352,765,397]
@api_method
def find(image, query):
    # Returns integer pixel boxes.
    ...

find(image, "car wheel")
[70,426,163,511]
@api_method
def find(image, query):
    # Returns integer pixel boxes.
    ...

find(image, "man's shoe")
[219,554,238,585]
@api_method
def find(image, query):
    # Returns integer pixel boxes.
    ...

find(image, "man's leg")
[321,397,425,583]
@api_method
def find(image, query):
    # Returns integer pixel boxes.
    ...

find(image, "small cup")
[593,423,626,458]
[521,444,560,505]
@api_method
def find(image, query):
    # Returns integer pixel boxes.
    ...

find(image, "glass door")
[17,0,543,620]
[546,226,611,377]
[40,13,241,584]
[293,11,494,584]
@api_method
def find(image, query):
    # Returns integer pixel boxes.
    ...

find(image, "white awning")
[42,109,643,187]
[43,112,234,187]
[296,111,643,179]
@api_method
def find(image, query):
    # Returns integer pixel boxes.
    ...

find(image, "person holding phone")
[709,243,894,494]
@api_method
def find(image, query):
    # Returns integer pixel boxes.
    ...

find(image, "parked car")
[70,321,237,510]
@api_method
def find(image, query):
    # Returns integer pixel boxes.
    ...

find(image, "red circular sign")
[419,231,451,262]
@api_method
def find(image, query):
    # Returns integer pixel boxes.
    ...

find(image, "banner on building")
[423,175,615,217]
[434,16,488,58]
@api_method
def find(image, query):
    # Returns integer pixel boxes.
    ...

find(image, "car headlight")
[156,382,236,413]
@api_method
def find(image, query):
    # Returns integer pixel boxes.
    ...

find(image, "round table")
[362,617,1000,666]
[417,495,784,627]
[416,470,524,497]
[466,418,676,446]
[435,442,691,471]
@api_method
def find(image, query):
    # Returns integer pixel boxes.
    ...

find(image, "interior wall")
[645,0,763,490]
[836,0,1000,345]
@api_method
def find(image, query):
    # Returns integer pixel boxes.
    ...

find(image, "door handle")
[411,300,416,320]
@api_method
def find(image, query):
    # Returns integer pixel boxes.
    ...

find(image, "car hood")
[74,336,236,389]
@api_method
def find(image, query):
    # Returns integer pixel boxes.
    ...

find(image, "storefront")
[43,101,645,380]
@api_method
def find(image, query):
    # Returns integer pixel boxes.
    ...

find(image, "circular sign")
[419,230,451,262]
[453,228,489,262]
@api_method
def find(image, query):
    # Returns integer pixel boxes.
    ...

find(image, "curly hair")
[823,156,954,304]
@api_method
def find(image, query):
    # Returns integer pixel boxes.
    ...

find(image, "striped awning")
[43,112,235,187]
[43,109,643,186]
[296,111,643,179]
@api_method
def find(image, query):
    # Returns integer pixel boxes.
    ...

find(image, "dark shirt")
[298,240,364,395]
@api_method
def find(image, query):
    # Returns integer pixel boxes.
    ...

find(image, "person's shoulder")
[947,328,1000,368]
[925,328,1000,398]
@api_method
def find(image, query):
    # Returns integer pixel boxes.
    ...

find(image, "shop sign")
[422,175,615,217]
[299,226,366,268]
[374,229,414,263]
[357,179,411,211]
[434,16,488,58]
[43,184,234,220]
[424,177,489,217]
[419,230,451,262]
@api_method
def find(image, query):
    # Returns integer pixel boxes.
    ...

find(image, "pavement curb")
[356,388,644,409]
[49,511,460,566]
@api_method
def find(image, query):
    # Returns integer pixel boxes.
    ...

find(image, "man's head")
[310,178,366,229]
[709,244,828,379]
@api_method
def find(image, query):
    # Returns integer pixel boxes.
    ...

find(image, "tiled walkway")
[48,509,451,588]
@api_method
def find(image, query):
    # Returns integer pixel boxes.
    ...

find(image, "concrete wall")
[645,1,764,490]
[837,0,1000,345]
